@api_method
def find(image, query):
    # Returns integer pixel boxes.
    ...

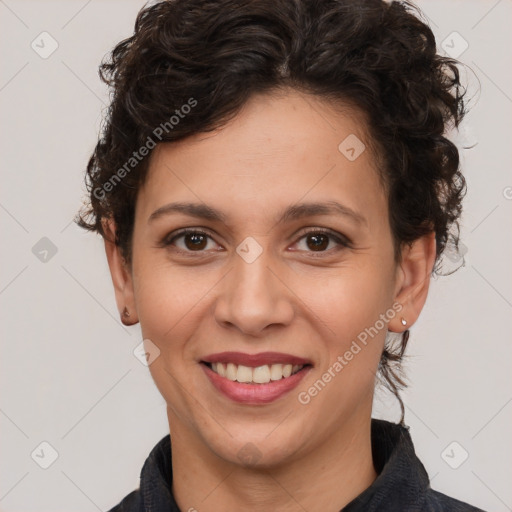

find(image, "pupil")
[186,233,206,250]
[183,233,329,252]
[307,234,328,251]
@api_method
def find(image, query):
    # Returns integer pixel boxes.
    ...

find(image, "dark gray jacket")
[108,419,486,511]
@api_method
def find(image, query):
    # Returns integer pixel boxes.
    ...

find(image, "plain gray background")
[1,0,511,510]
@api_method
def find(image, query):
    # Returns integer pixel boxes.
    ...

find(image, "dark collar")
[342,419,429,510]
[110,419,483,511]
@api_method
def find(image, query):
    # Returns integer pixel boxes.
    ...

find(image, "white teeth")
[236,364,253,383]
[270,363,283,381]
[209,362,305,383]
[226,363,237,381]
[215,362,226,377]
[253,365,271,384]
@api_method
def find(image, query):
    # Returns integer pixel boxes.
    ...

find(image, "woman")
[77,0,485,510]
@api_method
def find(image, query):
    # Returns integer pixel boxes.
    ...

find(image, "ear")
[389,231,437,333]
[102,219,138,326]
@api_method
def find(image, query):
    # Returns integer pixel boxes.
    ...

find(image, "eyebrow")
[148,200,367,227]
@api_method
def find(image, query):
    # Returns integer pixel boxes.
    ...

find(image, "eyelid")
[292,226,352,247]
[160,226,352,253]
[161,227,220,249]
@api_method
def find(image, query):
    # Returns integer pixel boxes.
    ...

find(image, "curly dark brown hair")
[76,0,467,421]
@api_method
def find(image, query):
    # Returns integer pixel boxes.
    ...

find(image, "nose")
[213,248,295,336]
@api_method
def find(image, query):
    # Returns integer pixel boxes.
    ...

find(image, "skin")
[104,88,436,511]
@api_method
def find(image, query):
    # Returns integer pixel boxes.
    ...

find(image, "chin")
[207,430,303,470]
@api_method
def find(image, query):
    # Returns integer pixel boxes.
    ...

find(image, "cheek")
[290,261,395,408]
[131,263,212,408]
[293,260,393,340]
[132,260,218,350]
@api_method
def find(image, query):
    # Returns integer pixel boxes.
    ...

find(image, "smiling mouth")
[201,361,311,385]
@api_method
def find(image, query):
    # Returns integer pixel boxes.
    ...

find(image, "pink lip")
[201,351,312,367]
[201,363,312,404]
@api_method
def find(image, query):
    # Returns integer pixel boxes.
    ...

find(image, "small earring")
[123,307,130,318]
[401,317,407,326]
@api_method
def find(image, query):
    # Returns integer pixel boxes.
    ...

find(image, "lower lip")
[201,363,312,404]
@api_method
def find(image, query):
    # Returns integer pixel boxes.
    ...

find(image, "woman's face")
[122,90,410,466]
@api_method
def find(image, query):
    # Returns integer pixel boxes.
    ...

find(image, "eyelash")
[160,227,352,257]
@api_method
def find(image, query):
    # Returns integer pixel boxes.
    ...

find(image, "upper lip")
[201,351,313,367]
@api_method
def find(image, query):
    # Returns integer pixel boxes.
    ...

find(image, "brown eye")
[294,229,350,254]
[163,229,219,253]
[183,233,208,251]
[306,233,329,251]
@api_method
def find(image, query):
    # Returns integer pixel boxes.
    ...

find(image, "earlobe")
[102,219,139,326]
[389,232,436,333]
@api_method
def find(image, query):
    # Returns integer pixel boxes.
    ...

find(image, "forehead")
[137,90,386,228]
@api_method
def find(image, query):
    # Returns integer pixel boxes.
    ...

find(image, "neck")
[169,410,377,512]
